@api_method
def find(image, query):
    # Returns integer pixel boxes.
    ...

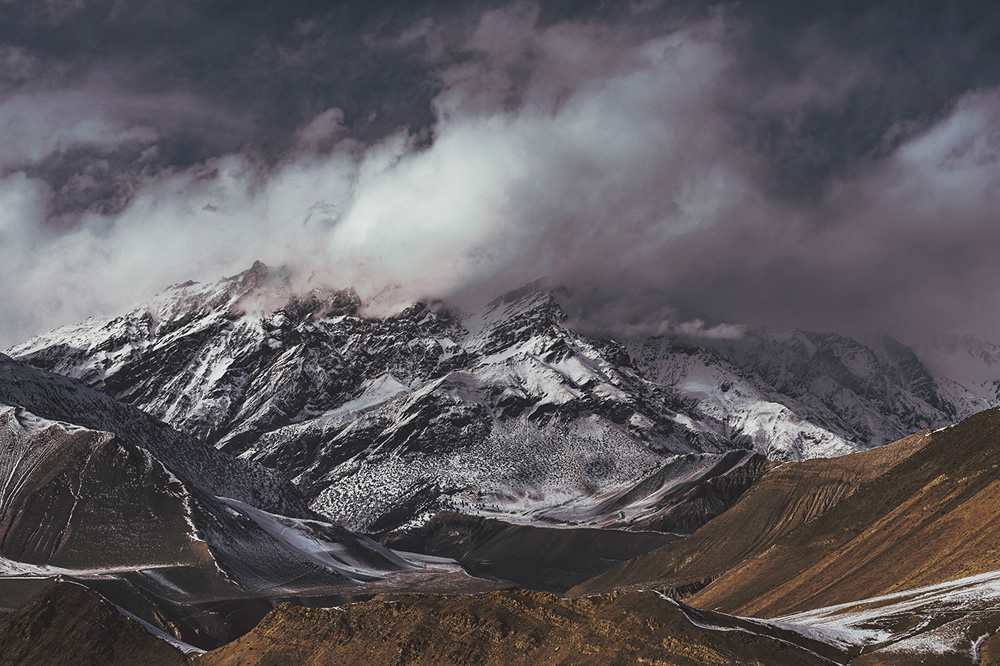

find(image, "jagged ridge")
[9,263,995,533]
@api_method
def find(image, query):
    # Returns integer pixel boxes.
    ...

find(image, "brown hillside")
[572,407,1000,619]
[570,425,933,599]
[0,582,186,666]
[195,589,845,665]
[381,512,678,593]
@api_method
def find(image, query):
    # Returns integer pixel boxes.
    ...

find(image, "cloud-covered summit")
[2,1,999,347]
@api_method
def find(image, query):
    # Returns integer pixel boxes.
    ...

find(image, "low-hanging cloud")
[2,2,1000,349]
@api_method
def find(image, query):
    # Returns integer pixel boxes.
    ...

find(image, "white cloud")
[1,9,757,345]
[295,107,346,149]
[5,3,1000,349]
[675,319,747,340]
[0,90,158,170]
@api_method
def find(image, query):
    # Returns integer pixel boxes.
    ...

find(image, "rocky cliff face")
[10,263,994,532]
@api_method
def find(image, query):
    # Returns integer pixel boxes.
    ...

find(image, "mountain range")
[10,263,996,536]
[0,350,493,648]
[4,262,1000,663]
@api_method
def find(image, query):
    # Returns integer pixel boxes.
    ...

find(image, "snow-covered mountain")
[10,262,995,532]
[626,330,993,460]
[915,333,1000,403]
[0,352,414,601]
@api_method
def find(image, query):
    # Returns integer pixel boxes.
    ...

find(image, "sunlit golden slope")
[573,407,1000,621]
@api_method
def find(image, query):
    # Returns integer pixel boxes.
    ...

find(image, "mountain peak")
[237,258,271,291]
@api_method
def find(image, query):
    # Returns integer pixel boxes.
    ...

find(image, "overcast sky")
[1,0,1000,346]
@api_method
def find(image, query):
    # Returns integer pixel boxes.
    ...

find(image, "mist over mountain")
[2,1,1000,352]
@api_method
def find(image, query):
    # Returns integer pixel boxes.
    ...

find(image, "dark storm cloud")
[2,0,1000,348]
[6,1,998,194]
[0,1,445,171]
[727,0,1000,201]
[0,1,636,214]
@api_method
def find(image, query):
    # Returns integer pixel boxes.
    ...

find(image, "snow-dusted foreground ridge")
[776,569,1000,661]
[645,569,1000,664]
[10,262,997,531]
[0,353,412,592]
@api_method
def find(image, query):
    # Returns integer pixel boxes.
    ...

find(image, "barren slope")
[571,426,933,599]
[575,408,1000,622]
[0,582,186,666]
[196,590,846,666]
[380,512,679,593]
